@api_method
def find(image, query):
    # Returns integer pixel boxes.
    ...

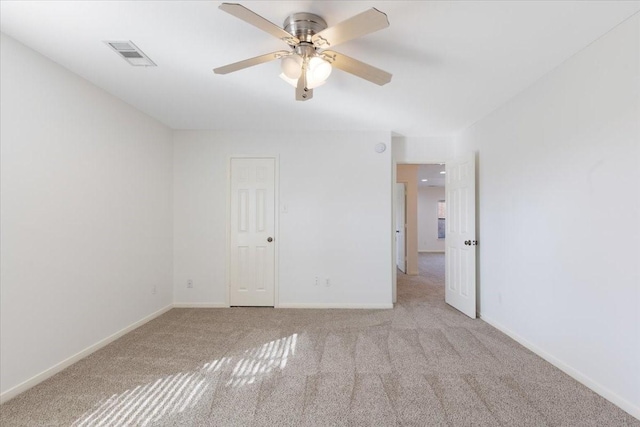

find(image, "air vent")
[104,40,156,67]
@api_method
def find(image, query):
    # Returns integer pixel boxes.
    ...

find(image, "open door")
[395,183,407,273]
[445,153,477,318]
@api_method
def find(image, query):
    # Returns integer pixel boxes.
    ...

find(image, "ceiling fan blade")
[214,50,290,74]
[323,50,392,86]
[312,8,389,49]
[219,3,299,46]
[295,65,313,101]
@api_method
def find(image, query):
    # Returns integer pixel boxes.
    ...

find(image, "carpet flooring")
[1,253,638,426]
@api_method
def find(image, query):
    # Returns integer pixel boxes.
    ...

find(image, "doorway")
[396,163,446,286]
[394,155,477,318]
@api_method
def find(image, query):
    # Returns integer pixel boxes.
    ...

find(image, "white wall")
[456,15,640,417]
[0,34,173,397]
[173,130,393,308]
[418,187,445,252]
[393,136,453,164]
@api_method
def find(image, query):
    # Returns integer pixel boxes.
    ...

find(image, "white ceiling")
[418,164,446,187]
[2,1,638,136]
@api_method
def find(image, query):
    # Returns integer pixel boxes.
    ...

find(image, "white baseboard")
[277,303,393,309]
[173,302,229,308]
[479,313,640,421]
[176,303,393,309]
[418,250,445,253]
[0,304,173,405]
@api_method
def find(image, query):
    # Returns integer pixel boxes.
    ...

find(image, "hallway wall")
[396,164,419,275]
[418,186,446,252]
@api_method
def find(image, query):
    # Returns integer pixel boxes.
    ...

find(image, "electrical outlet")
[187,279,193,289]
[152,285,157,295]
[314,276,319,286]
[325,278,330,287]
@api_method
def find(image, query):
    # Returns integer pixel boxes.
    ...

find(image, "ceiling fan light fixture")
[280,55,332,89]
[307,56,332,87]
[279,71,327,89]
[281,55,302,79]
[279,72,298,87]
[305,78,327,90]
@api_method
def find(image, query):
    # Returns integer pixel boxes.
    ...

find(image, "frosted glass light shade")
[279,55,332,89]
[308,57,332,81]
[279,73,298,87]
[307,56,332,88]
[281,55,302,79]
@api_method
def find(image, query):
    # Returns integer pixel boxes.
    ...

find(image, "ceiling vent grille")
[104,40,156,67]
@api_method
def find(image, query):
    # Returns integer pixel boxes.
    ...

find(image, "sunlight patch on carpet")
[227,333,298,387]
[71,334,298,425]
[72,370,208,427]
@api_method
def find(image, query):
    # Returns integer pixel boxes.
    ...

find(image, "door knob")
[464,240,471,246]
[267,237,273,242]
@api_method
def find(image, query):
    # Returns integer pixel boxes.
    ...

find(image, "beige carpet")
[1,253,638,426]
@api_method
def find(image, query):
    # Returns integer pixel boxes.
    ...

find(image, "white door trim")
[395,182,407,273]
[391,156,397,304]
[226,155,279,307]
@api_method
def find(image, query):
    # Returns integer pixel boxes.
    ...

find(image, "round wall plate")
[375,142,387,153]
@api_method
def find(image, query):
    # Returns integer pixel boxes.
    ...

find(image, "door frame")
[226,155,280,308]
[393,156,478,317]
[395,182,407,273]
[393,157,449,305]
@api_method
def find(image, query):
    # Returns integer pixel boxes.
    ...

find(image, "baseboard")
[173,302,229,308]
[418,250,445,253]
[0,304,173,405]
[175,302,392,309]
[277,303,393,309]
[479,313,640,420]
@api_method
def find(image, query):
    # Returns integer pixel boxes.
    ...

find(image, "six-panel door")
[230,158,275,306]
[445,153,477,318]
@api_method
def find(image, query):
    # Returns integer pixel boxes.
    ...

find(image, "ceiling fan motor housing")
[283,13,327,43]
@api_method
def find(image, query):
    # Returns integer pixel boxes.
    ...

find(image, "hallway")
[397,252,445,306]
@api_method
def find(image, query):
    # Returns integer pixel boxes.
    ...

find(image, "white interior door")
[230,158,275,306]
[445,153,477,318]
[395,183,407,273]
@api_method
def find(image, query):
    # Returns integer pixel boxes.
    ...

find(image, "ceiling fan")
[213,3,392,101]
